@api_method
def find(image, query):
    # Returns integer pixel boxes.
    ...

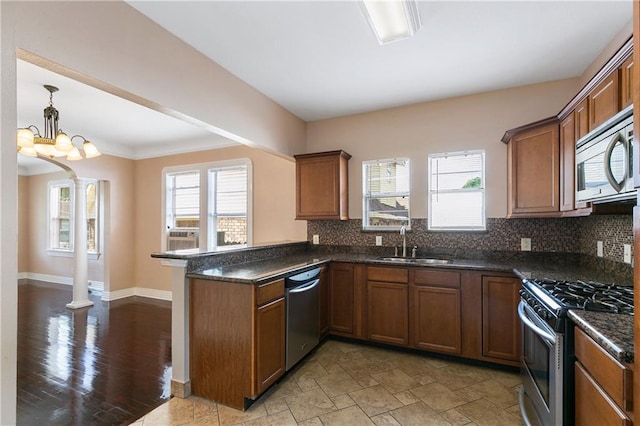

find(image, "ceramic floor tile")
[354,374,379,388]
[456,379,519,409]
[285,387,336,422]
[442,407,474,425]
[393,390,420,406]
[340,357,391,378]
[217,402,267,425]
[389,401,451,426]
[140,396,195,425]
[315,371,363,397]
[331,393,357,409]
[358,346,401,363]
[191,396,219,420]
[429,365,487,391]
[297,417,323,426]
[370,412,402,426]
[267,378,304,400]
[410,382,468,412]
[244,409,298,426]
[371,368,420,394]
[319,405,375,425]
[263,397,289,415]
[183,415,221,426]
[348,384,404,417]
[379,355,434,378]
[456,398,523,426]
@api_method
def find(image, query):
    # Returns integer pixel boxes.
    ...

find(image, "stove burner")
[527,278,634,316]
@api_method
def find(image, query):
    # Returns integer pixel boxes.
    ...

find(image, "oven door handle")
[517,301,556,345]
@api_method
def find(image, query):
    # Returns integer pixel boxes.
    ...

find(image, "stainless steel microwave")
[576,105,635,204]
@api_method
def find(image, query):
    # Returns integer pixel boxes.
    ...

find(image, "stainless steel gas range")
[518,277,634,426]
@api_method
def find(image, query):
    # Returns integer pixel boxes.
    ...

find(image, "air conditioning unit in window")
[167,229,199,251]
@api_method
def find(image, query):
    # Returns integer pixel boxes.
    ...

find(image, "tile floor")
[133,339,524,425]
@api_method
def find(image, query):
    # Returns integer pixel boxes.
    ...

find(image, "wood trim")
[294,150,352,161]
[501,116,558,144]
[558,37,633,120]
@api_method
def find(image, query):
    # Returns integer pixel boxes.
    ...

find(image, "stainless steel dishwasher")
[285,267,321,371]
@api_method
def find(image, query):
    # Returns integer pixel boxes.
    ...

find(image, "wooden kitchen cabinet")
[505,118,561,217]
[367,267,409,346]
[619,56,634,109]
[574,327,633,421]
[575,98,590,141]
[256,297,286,394]
[319,266,329,338]
[481,275,521,364]
[589,71,619,130]
[190,278,286,409]
[328,262,366,339]
[410,269,463,354]
[295,150,351,220]
[560,112,576,212]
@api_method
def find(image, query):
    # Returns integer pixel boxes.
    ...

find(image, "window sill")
[47,250,102,260]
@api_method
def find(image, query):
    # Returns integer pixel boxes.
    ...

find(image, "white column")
[67,178,94,309]
[161,259,190,398]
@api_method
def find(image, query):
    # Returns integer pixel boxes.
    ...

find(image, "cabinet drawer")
[575,361,632,426]
[412,269,461,288]
[257,279,285,306]
[367,267,408,284]
[574,327,633,411]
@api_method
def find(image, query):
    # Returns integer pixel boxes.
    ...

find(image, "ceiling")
[128,0,633,121]
[18,1,633,174]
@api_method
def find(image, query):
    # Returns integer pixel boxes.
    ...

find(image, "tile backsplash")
[308,215,633,264]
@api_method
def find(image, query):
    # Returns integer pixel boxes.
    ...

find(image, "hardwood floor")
[17,280,172,425]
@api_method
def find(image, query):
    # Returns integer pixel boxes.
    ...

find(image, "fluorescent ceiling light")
[361,0,421,45]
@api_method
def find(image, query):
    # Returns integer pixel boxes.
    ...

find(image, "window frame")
[161,159,253,252]
[427,150,486,232]
[362,157,411,231]
[47,178,101,258]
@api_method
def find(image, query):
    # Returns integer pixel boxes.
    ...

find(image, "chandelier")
[17,84,101,160]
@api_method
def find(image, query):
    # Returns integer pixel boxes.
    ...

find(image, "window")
[48,179,100,253]
[363,158,410,230]
[162,159,252,251]
[428,150,485,231]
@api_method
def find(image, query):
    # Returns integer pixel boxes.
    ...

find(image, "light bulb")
[17,128,34,148]
[54,131,73,153]
[83,140,101,158]
[66,147,83,161]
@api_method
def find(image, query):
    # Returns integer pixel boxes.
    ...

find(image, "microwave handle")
[604,131,627,193]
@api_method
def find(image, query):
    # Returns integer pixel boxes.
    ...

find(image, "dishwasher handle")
[288,278,320,294]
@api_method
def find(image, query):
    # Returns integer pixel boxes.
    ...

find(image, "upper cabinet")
[503,37,632,219]
[295,150,351,220]
[588,72,619,130]
[504,118,560,217]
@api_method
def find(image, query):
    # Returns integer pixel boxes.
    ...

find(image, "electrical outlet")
[624,244,632,264]
[597,241,603,257]
[521,238,531,251]
[312,234,319,245]
[375,236,382,246]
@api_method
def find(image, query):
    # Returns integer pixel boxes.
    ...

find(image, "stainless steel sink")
[377,257,451,265]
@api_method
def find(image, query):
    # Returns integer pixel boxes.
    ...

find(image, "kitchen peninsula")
[152,240,634,411]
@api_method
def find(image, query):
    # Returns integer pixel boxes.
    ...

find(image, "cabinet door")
[329,263,355,335]
[575,98,590,141]
[589,72,619,130]
[619,56,633,109]
[319,267,329,337]
[367,281,408,346]
[256,298,286,394]
[575,361,632,426]
[560,112,576,212]
[508,121,560,216]
[411,285,462,354]
[481,276,521,362]
[295,151,350,220]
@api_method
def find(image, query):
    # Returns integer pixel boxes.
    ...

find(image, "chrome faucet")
[400,225,407,257]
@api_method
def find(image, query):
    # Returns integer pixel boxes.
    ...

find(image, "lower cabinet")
[410,269,462,354]
[574,327,633,425]
[329,262,366,339]
[481,275,521,363]
[190,278,286,409]
[255,297,286,394]
[367,267,409,346]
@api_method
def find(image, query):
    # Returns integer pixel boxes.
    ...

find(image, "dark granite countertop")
[187,254,332,284]
[151,240,308,260]
[568,310,634,364]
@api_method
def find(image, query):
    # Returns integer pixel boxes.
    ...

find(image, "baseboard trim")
[20,272,171,302]
[101,287,172,302]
